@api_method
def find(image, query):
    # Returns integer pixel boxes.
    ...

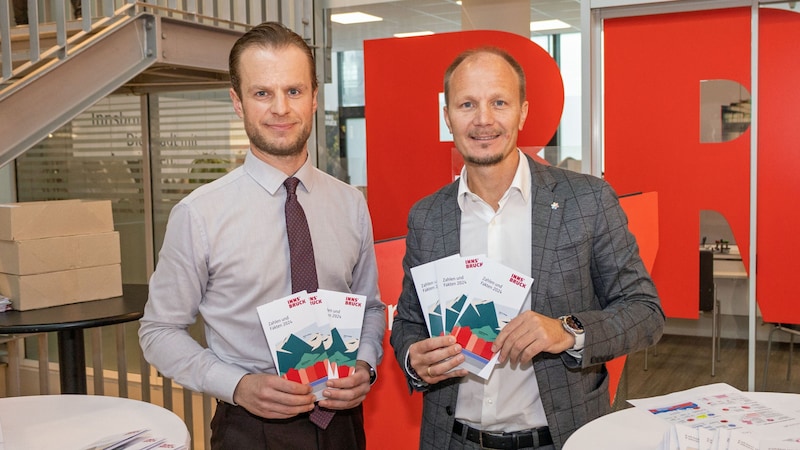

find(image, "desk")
[563,392,800,450]
[0,394,189,449]
[0,284,148,394]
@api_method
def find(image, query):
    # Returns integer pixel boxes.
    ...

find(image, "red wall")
[756,9,800,323]
[604,7,800,323]
[604,8,751,319]
[363,237,421,449]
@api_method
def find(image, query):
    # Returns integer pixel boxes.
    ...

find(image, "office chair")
[761,323,800,391]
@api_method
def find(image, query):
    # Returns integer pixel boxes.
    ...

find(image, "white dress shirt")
[455,150,549,432]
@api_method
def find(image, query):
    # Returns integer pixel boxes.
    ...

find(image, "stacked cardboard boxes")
[0,199,123,311]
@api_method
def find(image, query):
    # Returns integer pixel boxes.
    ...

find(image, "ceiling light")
[394,31,434,38]
[331,12,383,24]
[530,19,571,32]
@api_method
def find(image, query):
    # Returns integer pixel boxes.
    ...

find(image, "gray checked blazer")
[390,155,665,449]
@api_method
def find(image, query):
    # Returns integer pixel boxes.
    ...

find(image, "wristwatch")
[560,314,585,336]
[360,361,378,385]
[560,315,585,351]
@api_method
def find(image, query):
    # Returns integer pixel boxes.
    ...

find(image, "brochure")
[410,254,533,380]
[452,258,533,379]
[410,255,457,337]
[316,289,366,379]
[122,435,167,450]
[257,291,331,401]
[80,429,150,450]
[437,254,485,334]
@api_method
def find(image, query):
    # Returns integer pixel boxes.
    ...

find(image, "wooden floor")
[614,333,800,409]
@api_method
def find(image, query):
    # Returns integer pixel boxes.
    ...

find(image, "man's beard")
[462,142,506,167]
[246,120,312,158]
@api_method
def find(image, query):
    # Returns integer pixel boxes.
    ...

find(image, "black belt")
[452,420,553,449]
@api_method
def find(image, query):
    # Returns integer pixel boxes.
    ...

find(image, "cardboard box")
[0,199,114,241]
[0,232,121,275]
[0,264,123,311]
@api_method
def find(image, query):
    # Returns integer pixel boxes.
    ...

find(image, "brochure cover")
[122,435,168,450]
[437,254,485,334]
[257,291,331,401]
[410,255,458,337]
[452,258,533,379]
[317,289,366,379]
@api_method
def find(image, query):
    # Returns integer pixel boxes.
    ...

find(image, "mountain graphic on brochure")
[445,294,468,332]
[429,303,444,336]
[452,325,496,361]
[455,299,499,337]
[276,332,328,379]
[326,328,360,377]
[284,360,329,385]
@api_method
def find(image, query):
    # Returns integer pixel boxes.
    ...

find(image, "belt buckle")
[478,431,486,450]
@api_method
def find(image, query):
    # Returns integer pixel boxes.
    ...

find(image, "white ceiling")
[326,0,582,52]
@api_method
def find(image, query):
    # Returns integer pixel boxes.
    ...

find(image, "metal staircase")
[0,1,251,168]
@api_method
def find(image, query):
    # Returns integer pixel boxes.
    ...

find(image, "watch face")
[564,315,584,333]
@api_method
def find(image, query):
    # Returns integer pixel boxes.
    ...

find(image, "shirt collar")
[243,149,315,196]
[457,149,531,210]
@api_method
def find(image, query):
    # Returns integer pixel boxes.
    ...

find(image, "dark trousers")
[211,401,366,450]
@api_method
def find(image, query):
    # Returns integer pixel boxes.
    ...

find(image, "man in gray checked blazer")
[390,47,665,450]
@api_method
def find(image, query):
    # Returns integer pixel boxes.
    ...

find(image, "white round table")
[0,394,190,449]
[563,392,800,450]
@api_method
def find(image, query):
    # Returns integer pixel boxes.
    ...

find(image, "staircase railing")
[1,0,254,91]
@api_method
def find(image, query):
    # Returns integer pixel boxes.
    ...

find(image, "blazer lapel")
[438,181,462,259]
[528,156,564,317]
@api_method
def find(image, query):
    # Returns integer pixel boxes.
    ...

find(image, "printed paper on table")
[628,383,800,450]
[80,429,150,450]
[257,291,331,401]
[316,289,366,379]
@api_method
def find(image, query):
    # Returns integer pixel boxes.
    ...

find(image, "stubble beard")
[463,149,505,167]
[246,120,312,158]
[461,137,507,167]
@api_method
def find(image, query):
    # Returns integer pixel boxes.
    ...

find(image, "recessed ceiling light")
[394,31,435,38]
[331,12,383,24]
[530,19,571,32]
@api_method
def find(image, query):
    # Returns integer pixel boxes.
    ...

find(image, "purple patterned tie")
[283,176,335,430]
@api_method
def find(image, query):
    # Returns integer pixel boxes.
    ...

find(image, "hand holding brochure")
[452,258,533,378]
[257,289,367,399]
[410,255,533,380]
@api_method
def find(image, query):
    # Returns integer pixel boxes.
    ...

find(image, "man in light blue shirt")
[139,22,385,450]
